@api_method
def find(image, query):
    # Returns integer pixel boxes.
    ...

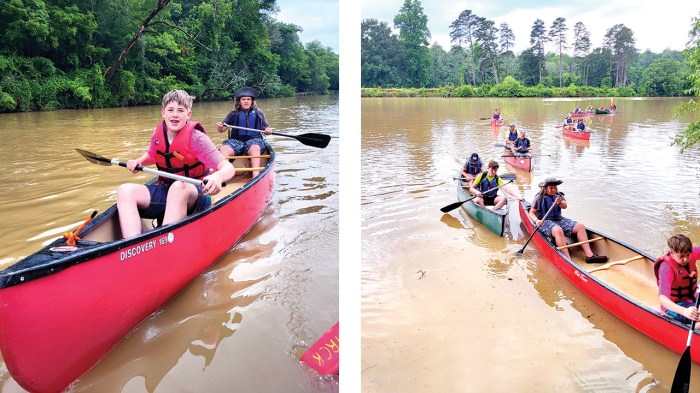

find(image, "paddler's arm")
[202,160,235,196]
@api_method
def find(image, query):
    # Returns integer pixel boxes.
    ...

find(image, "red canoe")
[0,149,275,393]
[502,150,533,172]
[569,112,593,118]
[490,119,505,127]
[517,200,700,364]
[562,127,590,140]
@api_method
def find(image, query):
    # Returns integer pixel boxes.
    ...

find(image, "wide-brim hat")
[538,177,563,187]
[234,87,260,100]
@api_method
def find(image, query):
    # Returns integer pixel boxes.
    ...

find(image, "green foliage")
[673,15,700,152]
[452,84,475,97]
[489,76,524,97]
[0,0,338,113]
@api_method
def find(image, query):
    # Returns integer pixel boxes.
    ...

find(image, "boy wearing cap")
[528,177,608,263]
[217,87,273,177]
[461,153,482,184]
[510,130,531,157]
[469,160,523,210]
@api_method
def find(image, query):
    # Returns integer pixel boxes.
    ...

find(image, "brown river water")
[361,97,700,392]
[0,96,338,392]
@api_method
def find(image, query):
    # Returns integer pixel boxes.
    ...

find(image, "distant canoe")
[569,112,593,118]
[490,119,505,126]
[595,109,616,114]
[502,149,533,172]
[562,127,590,140]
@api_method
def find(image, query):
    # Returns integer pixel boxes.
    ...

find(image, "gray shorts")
[538,217,577,238]
[223,138,266,156]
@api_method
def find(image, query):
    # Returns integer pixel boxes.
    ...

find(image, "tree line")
[0,0,339,113]
[362,0,691,98]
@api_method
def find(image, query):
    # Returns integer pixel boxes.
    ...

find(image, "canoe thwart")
[226,155,271,159]
[589,255,645,273]
[557,237,604,250]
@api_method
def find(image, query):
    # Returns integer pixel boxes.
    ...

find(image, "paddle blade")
[500,173,517,181]
[75,148,112,166]
[440,200,469,213]
[298,133,331,148]
[671,347,692,393]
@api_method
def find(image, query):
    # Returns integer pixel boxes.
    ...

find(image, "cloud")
[362,0,700,54]
[276,0,339,52]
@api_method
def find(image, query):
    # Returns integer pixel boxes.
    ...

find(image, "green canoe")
[456,176,508,236]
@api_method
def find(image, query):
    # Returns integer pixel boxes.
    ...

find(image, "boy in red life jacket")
[655,234,700,324]
[116,90,236,239]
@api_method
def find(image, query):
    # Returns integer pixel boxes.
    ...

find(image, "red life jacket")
[654,251,698,302]
[151,120,209,185]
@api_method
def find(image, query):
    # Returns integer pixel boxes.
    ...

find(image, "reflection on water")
[0,96,338,392]
[362,97,699,391]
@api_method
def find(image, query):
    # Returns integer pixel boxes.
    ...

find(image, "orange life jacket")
[151,120,209,185]
[654,251,698,302]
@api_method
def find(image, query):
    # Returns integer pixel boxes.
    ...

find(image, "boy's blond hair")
[668,234,692,254]
[162,90,195,111]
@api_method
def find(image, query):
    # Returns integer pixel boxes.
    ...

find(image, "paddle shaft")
[108,160,203,186]
[517,194,561,255]
[671,292,700,393]
[557,237,603,250]
[440,180,512,213]
[223,123,330,148]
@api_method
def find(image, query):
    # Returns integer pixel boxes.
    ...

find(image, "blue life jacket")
[576,122,586,131]
[464,159,482,176]
[477,172,500,197]
[514,138,530,153]
[537,194,562,221]
[564,118,573,125]
[230,109,262,141]
[507,130,518,142]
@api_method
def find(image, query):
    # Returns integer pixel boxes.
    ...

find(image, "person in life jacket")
[469,160,523,210]
[598,105,605,111]
[610,102,617,110]
[576,119,586,132]
[528,177,608,263]
[492,108,501,120]
[461,153,482,184]
[585,103,593,113]
[573,105,582,114]
[563,114,574,129]
[116,90,236,239]
[505,123,519,147]
[217,87,273,177]
[510,130,531,157]
[655,234,700,324]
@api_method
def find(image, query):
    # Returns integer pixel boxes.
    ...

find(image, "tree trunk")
[104,0,172,81]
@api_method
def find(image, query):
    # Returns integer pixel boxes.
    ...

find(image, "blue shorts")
[223,138,266,156]
[139,183,211,220]
[665,300,696,324]
[538,217,577,238]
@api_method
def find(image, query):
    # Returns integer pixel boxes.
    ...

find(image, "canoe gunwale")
[0,145,276,289]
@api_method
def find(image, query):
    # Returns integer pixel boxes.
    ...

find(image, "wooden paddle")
[671,294,700,393]
[588,255,644,273]
[516,194,562,255]
[223,123,330,148]
[75,149,224,187]
[557,237,603,250]
[440,180,513,213]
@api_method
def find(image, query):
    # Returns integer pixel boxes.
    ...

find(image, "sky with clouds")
[361,0,700,54]
[275,0,339,52]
